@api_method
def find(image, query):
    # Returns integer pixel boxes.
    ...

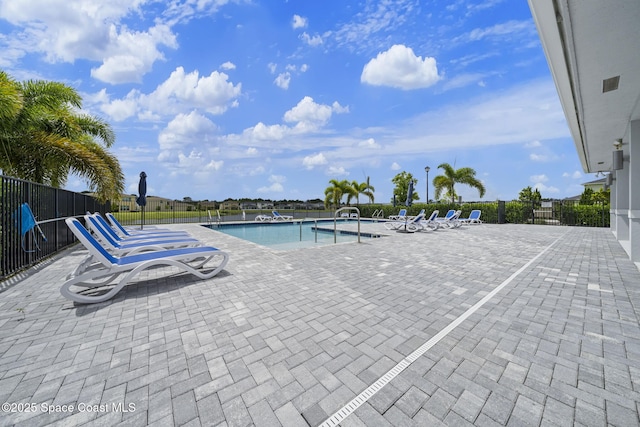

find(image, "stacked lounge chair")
[61,214,229,304]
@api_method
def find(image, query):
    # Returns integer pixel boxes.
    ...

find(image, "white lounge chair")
[388,209,407,220]
[435,210,462,228]
[460,210,482,224]
[384,212,426,232]
[415,210,440,231]
[105,212,184,238]
[96,213,190,240]
[407,209,425,220]
[272,211,293,221]
[85,214,201,256]
[62,218,229,304]
[255,214,272,222]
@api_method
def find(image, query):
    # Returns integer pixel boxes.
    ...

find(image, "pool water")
[206,220,373,250]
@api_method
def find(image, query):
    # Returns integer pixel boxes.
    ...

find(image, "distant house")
[565,177,607,201]
[239,201,274,210]
[113,194,195,212]
[582,177,606,192]
[118,195,138,211]
[220,200,240,210]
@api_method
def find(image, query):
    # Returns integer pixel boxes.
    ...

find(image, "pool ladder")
[334,207,361,243]
[207,210,221,226]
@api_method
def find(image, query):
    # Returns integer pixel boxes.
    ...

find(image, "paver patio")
[1,222,639,426]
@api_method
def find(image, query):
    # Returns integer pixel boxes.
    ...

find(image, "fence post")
[498,200,506,224]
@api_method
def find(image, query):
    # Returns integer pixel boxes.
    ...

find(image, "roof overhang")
[528,0,640,173]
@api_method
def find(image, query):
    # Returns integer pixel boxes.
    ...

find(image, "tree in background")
[0,70,123,202]
[433,163,485,203]
[351,177,375,205]
[519,186,542,203]
[579,188,595,205]
[580,187,610,205]
[324,179,352,209]
[391,171,419,205]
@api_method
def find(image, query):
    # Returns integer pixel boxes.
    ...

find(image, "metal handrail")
[207,210,221,225]
[334,207,361,243]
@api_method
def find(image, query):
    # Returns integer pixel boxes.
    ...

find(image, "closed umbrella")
[405,180,414,207]
[136,171,147,229]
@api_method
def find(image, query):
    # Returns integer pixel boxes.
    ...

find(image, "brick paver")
[1,222,639,426]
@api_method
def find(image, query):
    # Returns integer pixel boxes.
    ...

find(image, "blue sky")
[0,0,591,203]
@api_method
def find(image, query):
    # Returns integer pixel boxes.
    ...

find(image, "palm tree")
[324,179,353,209]
[0,72,123,201]
[350,177,375,205]
[433,162,485,203]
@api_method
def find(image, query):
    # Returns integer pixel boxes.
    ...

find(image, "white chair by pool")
[460,210,482,224]
[84,214,201,256]
[388,209,407,220]
[62,218,229,304]
[415,210,440,231]
[272,211,293,221]
[255,214,273,222]
[384,212,426,232]
[436,210,462,228]
[106,212,185,238]
[98,213,190,240]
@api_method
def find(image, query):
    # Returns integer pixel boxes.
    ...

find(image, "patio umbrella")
[405,180,414,207]
[136,171,147,230]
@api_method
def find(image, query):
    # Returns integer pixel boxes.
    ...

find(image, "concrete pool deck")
[1,222,639,426]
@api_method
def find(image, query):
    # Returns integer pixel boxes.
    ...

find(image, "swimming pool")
[206,220,378,250]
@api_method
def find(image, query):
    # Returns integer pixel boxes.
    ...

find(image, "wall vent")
[602,76,620,93]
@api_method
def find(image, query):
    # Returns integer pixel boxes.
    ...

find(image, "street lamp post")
[424,166,430,204]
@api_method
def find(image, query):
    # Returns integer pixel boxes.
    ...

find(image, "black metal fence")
[1,175,109,280]
[114,204,334,226]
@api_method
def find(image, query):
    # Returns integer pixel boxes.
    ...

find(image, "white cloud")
[533,183,560,194]
[101,67,242,121]
[284,96,333,130]
[524,140,542,148]
[391,162,401,170]
[0,1,180,84]
[361,44,441,90]
[100,91,139,121]
[530,174,548,184]
[292,14,307,29]
[529,153,551,162]
[303,153,327,169]
[246,147,258,156]
[331,0,417,51]
[267,62,277,74]
[205,159,224,170]
[158,111,217,151]
[245,122,288,141]
[331,101,349,114]
[249,165,265,176]
[300,32,323,46]
[563,171,583,179]
[91,24,178,84]
[358,138,380,149]
[220,61,236,70]
[226,97,349,147]
[258,175,286,193]
[269,174,286,184]
[467,20,534,42]
[147,67,241,115]
[274,72,291,90]
[326,166,348,176]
